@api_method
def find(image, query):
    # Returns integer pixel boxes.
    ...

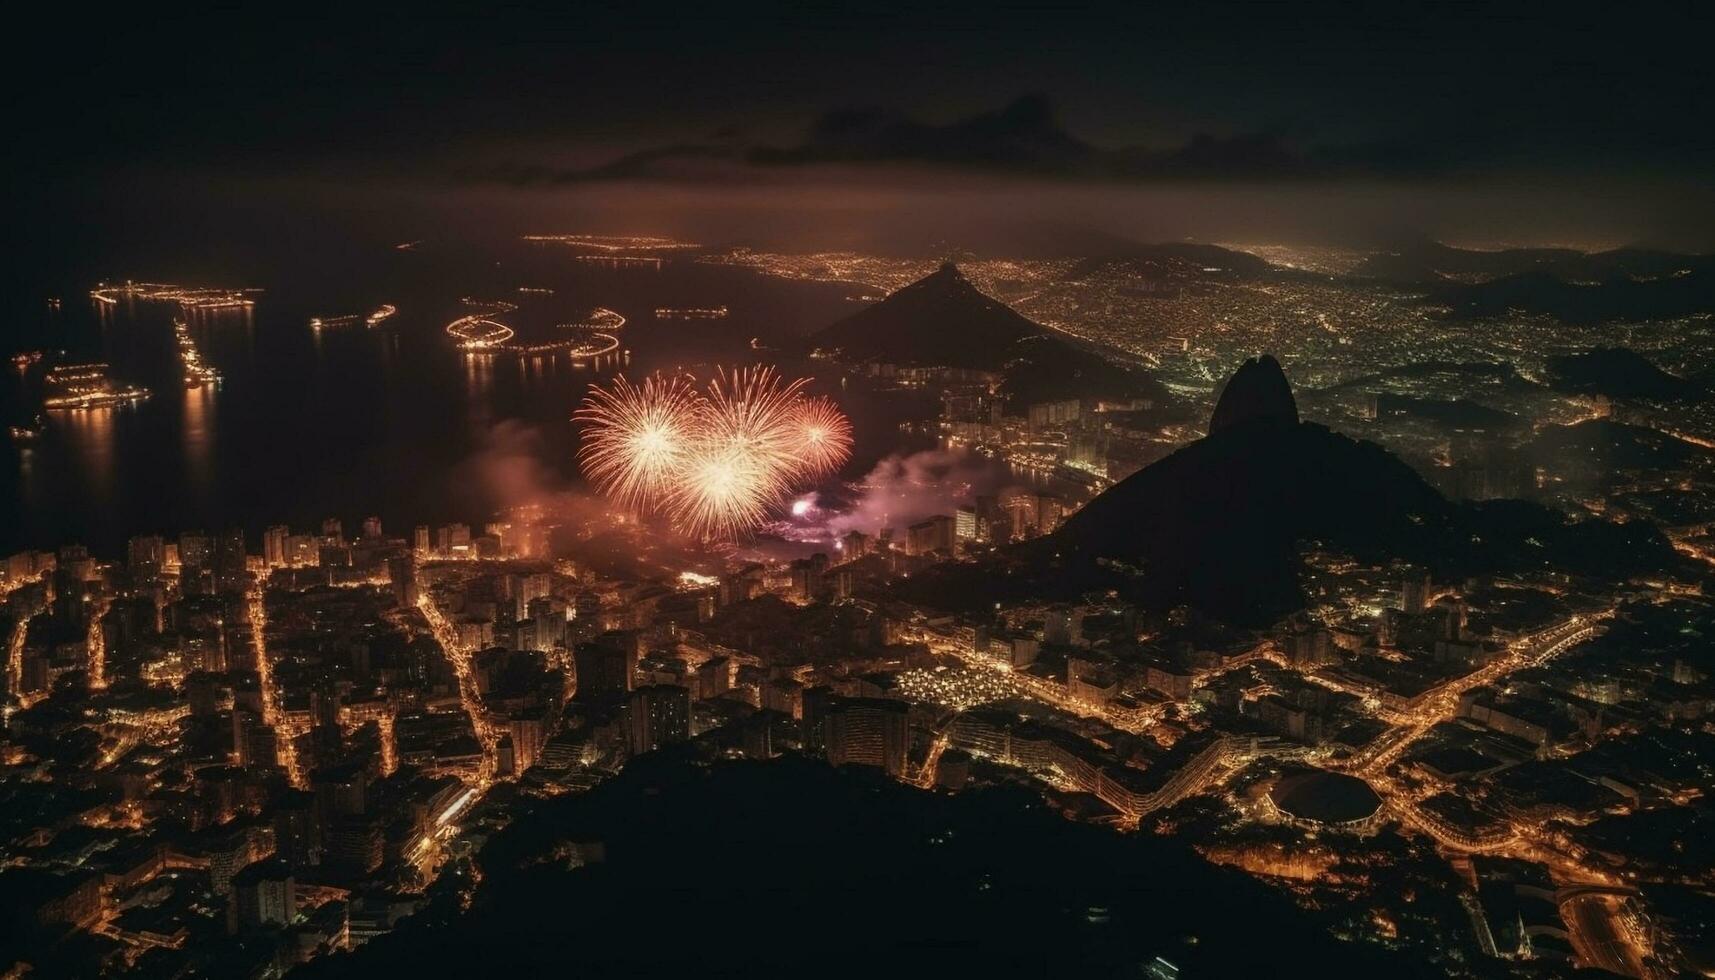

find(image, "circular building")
[1268,769,1383,832]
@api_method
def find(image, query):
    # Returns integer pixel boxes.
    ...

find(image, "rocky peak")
[1209,354,1298,434]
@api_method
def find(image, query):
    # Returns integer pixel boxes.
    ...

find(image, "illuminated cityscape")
[5,4,1715,979]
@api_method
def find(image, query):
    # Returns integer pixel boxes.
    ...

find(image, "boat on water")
[9,414,46,441]
[41,363,153,410]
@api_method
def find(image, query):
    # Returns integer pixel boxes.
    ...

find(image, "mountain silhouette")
[813,263,1169,406]
[1546,348,1707,400]
[1061,241,1275,283]
[904,355,1690,625]
[1209,354,1300,433]
[1429,270,1715,324]
[814,263,1044,367]
[1354,238,1713,286]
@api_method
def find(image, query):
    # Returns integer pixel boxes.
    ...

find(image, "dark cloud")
[469,95,1459,186]
[10,1,1715,253]
[11,2,1714,191]
[750,95,1094,174]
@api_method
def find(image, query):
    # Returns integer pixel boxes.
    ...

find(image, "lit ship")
[653,306,728,319]
[8,414,45,441]
[41,364,151,410]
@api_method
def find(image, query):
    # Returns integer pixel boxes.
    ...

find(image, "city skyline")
[5,5,1715,979]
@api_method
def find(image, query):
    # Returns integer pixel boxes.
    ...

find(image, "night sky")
[12,2,1710,176]
[7,1,1715,249]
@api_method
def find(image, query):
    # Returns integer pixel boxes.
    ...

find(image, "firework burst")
[574,366,853,539]
[668,366,805,538]
[696,366,807,482]
[788,395,855,481]
[668,442,773,540]
[572,373,700,512]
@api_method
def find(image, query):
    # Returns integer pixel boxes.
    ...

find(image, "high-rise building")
[127,535,165,584]
[696,656,732,700]
[312,762,367,824]
[821,696,909,777]
[186,672,226,717]
[1281,626,1336,669]
[1401,573,1432,615]
[272,791,321,867]
[831,568,854,602]
[1002,489,1069,538]
[179,532,212,593]
[286,534,319,567]
[802,686,833,754]
[788,558,823,602]
[360,516,383,539]
[229,860,295,933]
[388,555,418,607]
[955,505,979,542]
[232,709,278,768]
[840,530,871,561]
[1037,495,1067,533]
[764,679,804,718]
[436,524,471,557]
[213,529,247,595]
[208,827,266,896]
[52,546,94,630]
[508,710,549,773]
[263,526,289,568]
[906,515,955,556]
[625,684,690,756]
[573,639,635,703]
[324,818,383,875]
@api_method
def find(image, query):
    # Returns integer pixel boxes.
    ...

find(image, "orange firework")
[668,442,774,540]
[789,395,854,480]
[575,365,854,539]
[668,366,805,538]
[696,366,806,480]
[573,373,700,513]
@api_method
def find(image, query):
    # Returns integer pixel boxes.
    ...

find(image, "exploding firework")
[696,366,806,484]
[668,366,805,539]
[668,442,775,540]
[574,366,853,539]
[573,373,700,512]
[788,395,855,481]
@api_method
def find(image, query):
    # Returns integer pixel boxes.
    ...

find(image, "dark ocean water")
[1,201,944,554]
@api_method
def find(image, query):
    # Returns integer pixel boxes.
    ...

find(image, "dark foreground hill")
[1208,353,1299,432]
[904,356,1690,625]
[295,752,1438,979]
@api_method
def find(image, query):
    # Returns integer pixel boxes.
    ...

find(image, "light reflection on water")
[183,384,214,496]
[62,406,116,504]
